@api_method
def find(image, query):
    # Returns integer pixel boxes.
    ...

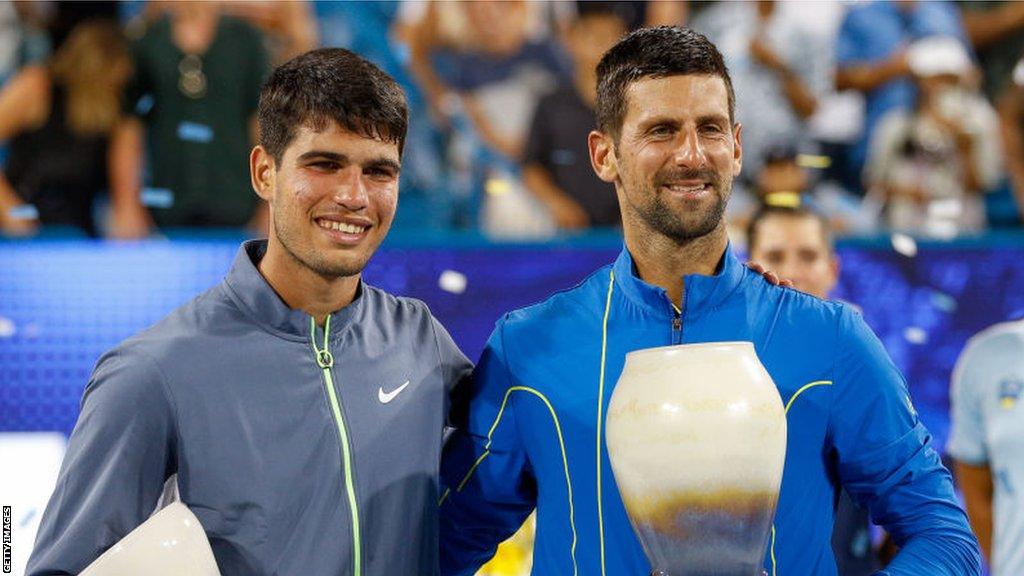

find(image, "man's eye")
[311,161,339,171]
[366,167,396,179]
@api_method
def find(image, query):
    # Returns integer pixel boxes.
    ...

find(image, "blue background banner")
[2,232,1023,456]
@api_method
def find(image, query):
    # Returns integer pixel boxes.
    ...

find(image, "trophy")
[79,502,220,576]
[605,342,786,576]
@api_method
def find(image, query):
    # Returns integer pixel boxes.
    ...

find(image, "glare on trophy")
[605,342,787,576]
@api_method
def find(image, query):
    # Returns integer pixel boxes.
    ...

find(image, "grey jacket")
[27,240,472,576]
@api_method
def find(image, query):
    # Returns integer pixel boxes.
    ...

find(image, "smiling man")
[27,49,471,576]
[439,27,980,576]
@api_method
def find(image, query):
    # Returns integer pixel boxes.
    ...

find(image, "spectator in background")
[836,0,967,185]
[864,37,1001,237]
[948,318,1024,576]
[218,1,317,64]
[960,1,1024,103]
[111,1,270,235]
[0,21,134,237]
[403,0,572,237]
[521,6,625,230]
[729,144,876,241]
[960,2,1024,228]
[692,0,828,185]
[996,56,1024,225]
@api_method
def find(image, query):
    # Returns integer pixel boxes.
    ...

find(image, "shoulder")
[113,283,236,368]
[499,264,613,333]
[358,284,445,338]
[361,283,433,319]
[960,321,1024,364]
[745,273,848,331]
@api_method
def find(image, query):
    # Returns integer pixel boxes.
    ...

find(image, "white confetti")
[903,327,928,345]
[0,316,15,338]
[891,233,918,258]
[438,270,468,294]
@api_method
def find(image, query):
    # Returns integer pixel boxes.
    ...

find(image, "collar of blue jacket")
[611,241,746,319]
[223,239,366,340]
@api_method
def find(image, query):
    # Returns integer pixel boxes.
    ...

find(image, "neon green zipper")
[310,315,361,576]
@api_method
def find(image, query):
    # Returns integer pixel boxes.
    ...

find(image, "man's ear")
[250,146,276,202]
[732,122,743,178]
[589,130,619,183]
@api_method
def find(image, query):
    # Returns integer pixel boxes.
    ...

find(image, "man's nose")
[673,127,708,169]
[333,166,368,210]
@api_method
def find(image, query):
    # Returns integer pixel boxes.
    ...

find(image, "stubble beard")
[273,210,368,280]
[631,168,731,244]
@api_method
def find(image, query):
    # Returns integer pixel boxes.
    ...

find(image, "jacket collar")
[611,240,746,319]
[223,240,366,341]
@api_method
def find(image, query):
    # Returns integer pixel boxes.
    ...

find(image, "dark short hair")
[258,48,408,162]
[747,201,833,256]
[595,26,735,140]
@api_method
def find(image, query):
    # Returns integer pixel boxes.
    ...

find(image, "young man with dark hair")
[27,48,471,576]
[746,202,838,305]
[439,26,980,576]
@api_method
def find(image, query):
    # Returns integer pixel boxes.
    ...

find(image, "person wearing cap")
[836,1,968,182]
[864,35,1002,237]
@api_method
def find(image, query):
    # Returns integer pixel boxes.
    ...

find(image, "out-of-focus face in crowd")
[748,212,838,300]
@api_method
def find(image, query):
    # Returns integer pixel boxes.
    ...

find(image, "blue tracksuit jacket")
[439,246,980,576]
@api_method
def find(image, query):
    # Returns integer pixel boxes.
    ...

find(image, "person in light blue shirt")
[440,26,981,576]
[835,0,967,179]
[948,319,1024,576]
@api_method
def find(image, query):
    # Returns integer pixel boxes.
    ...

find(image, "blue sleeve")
[439,318,536,576]
[835,6,868,66]
[829,308,981,576]
[26,345,178,576]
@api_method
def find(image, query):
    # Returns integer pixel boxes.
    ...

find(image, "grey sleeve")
[26,345,178,576]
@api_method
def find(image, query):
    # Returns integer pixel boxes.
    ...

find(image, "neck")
[625,223,729,308]
[258,238,360,327]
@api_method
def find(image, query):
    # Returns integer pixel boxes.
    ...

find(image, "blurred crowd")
[0,0,1023,242]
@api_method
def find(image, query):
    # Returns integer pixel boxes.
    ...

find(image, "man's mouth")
[661,181,712,198]
[315,218,369,234]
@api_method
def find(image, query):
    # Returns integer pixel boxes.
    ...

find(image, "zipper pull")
[310,316,334,368]
[672,316,681,331]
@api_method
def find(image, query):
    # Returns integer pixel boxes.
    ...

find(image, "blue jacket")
[440,246,980,576]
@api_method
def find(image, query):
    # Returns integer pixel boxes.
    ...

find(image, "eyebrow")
[638,113,730,129]
[295,150,401,173]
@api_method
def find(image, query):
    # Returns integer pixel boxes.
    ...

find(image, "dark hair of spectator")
[258,48,408,163]
[747,201,834,256]
[595,26,734,141]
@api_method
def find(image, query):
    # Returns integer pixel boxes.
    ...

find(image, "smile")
[661,182,711,198]
[315,218,369,235]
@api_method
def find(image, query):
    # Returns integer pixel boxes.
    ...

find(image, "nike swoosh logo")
[378,380,410,404]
